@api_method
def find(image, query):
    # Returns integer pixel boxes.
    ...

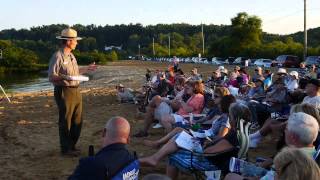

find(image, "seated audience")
[248,78,288,126]
[143,95,237,148]
[225,147,320,180]
[134,78,187,137]
[225,112,319,180]
[139,102,251,179]
[250,103,320,148]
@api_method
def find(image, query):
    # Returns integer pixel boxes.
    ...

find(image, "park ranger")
[48,28,96,156]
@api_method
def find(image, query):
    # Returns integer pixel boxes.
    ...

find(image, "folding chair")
[87,146,140,180]
[186,119,251,180]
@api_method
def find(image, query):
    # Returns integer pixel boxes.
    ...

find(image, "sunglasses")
[214,95,221,98]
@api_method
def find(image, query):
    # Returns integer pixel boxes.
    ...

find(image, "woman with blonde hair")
[274,147,320,180]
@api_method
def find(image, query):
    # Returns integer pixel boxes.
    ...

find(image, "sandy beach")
[0,61,276,179]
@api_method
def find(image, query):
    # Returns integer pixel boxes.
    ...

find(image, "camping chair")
[187,119,251,180]
[108,158,139,180]
[87,146,140,180]
[138,85,152,113]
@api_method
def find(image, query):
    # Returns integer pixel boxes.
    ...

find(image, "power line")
[263,8,320,25]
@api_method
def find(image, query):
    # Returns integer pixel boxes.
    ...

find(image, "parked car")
[233,57,251,66]
[305,56,320,67]
[225,57,236,64]
[212,57,228,65]
[254,59,274,68]
[200,58,209,64]
[276,55,301,68]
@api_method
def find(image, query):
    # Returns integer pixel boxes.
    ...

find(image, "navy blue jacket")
[69,143,135,180]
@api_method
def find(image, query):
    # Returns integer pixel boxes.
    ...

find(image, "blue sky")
[1,0,319,34]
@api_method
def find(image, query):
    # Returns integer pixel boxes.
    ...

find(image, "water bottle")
[189,113,194,125]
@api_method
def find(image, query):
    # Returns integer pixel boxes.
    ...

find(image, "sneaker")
[152,123,163,129]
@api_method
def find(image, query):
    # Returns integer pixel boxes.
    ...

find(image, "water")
[0,71,53,93]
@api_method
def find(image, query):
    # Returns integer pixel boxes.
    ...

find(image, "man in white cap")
[116,84,135,103]
[286,71,299,92]
[48,28,96,156]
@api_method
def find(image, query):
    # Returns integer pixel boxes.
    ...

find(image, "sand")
[0,61,276,179]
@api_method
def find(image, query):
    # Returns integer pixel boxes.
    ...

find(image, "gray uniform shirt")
[48,49,80,87]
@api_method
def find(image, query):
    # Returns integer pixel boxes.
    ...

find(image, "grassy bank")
[0,64,48,73]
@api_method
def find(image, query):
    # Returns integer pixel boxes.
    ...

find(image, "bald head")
[103,116,130,145]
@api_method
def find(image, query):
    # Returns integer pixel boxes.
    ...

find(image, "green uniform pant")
[54,86,82,153]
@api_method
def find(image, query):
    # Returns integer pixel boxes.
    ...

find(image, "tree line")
[0,12,319,71]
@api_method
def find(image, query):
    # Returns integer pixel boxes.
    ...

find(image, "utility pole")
[201,23,205,56]
[0,49,2,59]
[152,37,155,56]
[138,44,141,57]
[303,0,307,61]
[168,34,171,57]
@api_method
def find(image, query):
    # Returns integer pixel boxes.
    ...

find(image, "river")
[0,71,53,93]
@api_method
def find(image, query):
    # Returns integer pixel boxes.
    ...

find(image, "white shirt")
[117,88,134,102]
[286,79,298,92]
[303,95,320,109]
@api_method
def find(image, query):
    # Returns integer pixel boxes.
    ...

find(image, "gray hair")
[229,102,251,123]
[105,116,130,139]
[287,112,319,145]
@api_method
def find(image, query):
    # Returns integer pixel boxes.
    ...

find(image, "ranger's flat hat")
[56,28,82,40]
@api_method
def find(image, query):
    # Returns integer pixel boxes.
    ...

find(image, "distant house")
[104,45,122,51]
